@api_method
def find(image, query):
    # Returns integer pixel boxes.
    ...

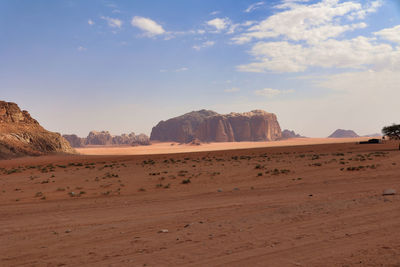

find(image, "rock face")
[0,101,74,159]
[64,131,150,147]
[328,129,359,138]
[150,110,218,143]
[281,129,305,139]
[150,109,282,143]
[62,134,86,148]
[86,131,113,145]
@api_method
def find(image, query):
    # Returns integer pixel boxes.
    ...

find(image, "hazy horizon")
[2,0,400,137]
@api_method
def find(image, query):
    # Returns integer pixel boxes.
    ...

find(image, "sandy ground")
[1,138,400,266]
[76,137,373,156]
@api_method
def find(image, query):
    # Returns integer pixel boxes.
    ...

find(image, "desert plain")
[1,138,400,266]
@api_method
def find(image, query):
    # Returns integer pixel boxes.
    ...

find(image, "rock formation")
[0,101,74,159]
[86,131,113,145]
[328,129,359,138]
[150,110,218,143]
[62,134,86,147]
[63,131,150,147]
[150,109,282,143]
[280,129,305,139]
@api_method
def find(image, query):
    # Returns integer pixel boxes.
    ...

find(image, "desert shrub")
[182,179,191,184]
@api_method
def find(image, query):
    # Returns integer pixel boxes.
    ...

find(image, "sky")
[1,0,400,137]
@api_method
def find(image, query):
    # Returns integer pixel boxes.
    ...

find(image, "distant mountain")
[63,131,150,147]
[280,129,305,139]
[150,109,282,143]
[0,100,74,159]
[328,129,359,138]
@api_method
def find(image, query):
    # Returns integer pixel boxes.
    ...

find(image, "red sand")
[1,139,400,266]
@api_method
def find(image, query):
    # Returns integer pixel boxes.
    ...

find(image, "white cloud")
[224,87,240,93]
[77,46,87,52]
[238,35,400,73]
[233,0,394,73]
[88,19,94,25]
[348,0,382,20]
[193,40,215,50]
[100,16,122,28]
[131,16,165,37]
[207,18,230,31]
[233,0,370,45]
[254,88,294,97]
[245,2,265,13]
[375,25,400,44]
[210,11,220,16]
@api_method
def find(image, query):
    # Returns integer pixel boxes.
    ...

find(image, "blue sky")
[1,0,400,137]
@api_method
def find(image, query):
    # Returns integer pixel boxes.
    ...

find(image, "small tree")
[382,124,400,140]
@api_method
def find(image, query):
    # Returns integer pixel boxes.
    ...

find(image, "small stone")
[184,224,190,228]
[158,229,169,233]
[383,189,396,196]
[65,229,72,233]
[217,189,222,192]
[233,188,239,191]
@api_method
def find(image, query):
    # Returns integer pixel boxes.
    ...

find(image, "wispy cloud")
[244,2,265,13]
[206,18,230,32]
[100,16,122,28]
[254,88,294,97]
[160,67,189,73]
[210,11,220,16]
[224,87,240,93]
[131,16,165,37]
[88,19,94,25]
[175,67,189,72]
[77,46,87,52]
[193,40,215,50]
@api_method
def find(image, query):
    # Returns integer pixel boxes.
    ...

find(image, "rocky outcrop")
[62,134,86,148]
[132,133,150,146]
[86,131,113,145]
[64,131,150,147]
[150,110,218,143]
[0,101,74,159]
[280,129,305,139]
[328,129,359,138]
[150,109,282,143]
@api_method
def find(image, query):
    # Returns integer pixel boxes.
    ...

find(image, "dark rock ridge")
[0,101,74,159]
[328,129,359,138]
[63,131,150,147]
[280,129,305,139]
[150,109,282,143]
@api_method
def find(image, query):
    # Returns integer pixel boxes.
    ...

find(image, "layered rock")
[150,109,282,143]
[63,131,150,147]
[0,101,74,159]
[328,129,359,138]
[150,110,218,143]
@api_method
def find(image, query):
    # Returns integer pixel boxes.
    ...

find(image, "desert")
[1,138,400,266]
[3,0,400,265]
